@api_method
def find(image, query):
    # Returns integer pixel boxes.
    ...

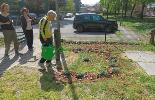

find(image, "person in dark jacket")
[20,7,33,51]
[0,3,19,58]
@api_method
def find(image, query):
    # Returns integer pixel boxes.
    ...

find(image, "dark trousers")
[24,30,33,49]
[3,30,19,55]
[40,35,53,63]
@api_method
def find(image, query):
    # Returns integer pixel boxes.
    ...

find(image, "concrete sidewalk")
[125,51,155,76]
[0,29,41,75]
[0,39,41,75]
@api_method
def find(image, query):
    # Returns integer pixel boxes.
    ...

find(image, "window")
[92,15,103,21]
[83,15,91,21]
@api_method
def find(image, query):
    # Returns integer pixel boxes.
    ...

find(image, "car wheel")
[77,26,84,32]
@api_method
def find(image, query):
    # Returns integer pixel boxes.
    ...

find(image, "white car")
[65,13,73,18]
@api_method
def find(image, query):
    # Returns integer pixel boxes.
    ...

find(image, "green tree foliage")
[100,0,155,19]
[139,0,154,19]
[64,0,74,12]
[0,0,7,5]
[24,0,44,14]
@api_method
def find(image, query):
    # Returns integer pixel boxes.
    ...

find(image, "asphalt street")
[0,17,139,42]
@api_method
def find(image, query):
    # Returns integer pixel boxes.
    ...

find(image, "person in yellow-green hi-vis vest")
[38,10,57,71]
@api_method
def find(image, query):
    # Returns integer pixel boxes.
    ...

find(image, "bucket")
[41,44,55,60]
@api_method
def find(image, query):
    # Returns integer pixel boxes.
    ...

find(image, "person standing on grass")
[38,10,57,70]
[20,7,34,51]
[0,3,19,58]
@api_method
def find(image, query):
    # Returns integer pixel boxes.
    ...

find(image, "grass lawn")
[0,42,155,99]
[0,38,4,47]
[120,17,155,36]
[103,15,155,38]
[106,16,155,43]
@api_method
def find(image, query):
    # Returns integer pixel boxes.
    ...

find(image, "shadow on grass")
[61,51,79,100]
[0,42,27,76]
[40,70,64,92]
[0,55,19,76]
[18,50,34,65]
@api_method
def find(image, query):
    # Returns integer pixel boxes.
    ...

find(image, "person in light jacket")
[38,10,57,70]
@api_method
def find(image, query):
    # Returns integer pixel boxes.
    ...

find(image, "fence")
[16,31,26,43]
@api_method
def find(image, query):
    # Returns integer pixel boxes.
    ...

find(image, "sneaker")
[15,51,23,56]
[29,49,33,51]
[4,54,9,57]
[29,47,33,51]
[46,62,55,73]
[15,51,19,56]
[46,62,52,68]
[38,62,46,71]
[3,54,9,60]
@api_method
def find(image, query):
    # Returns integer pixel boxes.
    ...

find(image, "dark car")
[73,13,118,33]
[10,15,20,26]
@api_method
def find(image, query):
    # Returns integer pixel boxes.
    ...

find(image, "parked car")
[73,13,118,33]
[59,12,65,20]
[10,15,20,26]
[36,14,45,23]
[65,13,73,18]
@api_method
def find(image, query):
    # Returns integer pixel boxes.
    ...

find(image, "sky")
[81,0,100,5]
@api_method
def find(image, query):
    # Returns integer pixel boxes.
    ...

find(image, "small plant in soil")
[97,71,109,78]
[109,56,118,67]
[63,70,71,76]
[107,67,120,74]
[76,72,85,79]
[83,58,90,62]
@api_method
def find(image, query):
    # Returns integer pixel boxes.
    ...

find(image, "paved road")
[0,17,140,42]
[57,17,140,42]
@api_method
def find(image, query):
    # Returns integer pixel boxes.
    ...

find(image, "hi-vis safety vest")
[39,16,52,39]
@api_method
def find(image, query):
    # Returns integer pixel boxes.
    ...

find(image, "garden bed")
[54,44,120,83]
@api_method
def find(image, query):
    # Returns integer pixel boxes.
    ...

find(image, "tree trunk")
[130,3,136,17]
[121,6,124,18]
[121,0,124,18]
[115,10,117,17]
[107,3,110,19]
[140,3,145,19]
[124,0,128,17]
[114,4,117,17]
